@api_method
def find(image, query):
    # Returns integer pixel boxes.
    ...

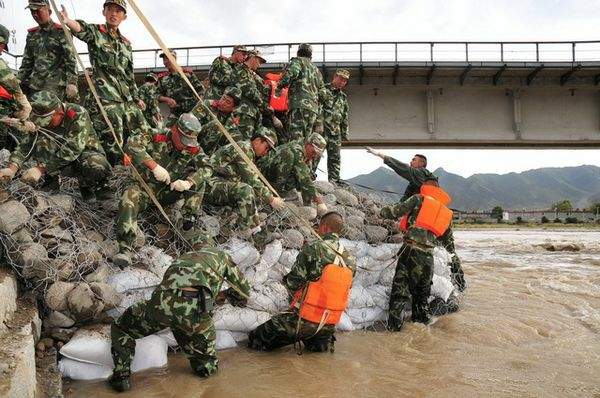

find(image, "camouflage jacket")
[277,56,328,113]
[283,232,356,295]
[72,22,139,103]
[158,70,204,116]
[18,21,78,95]
[322,83,349,139]
[232,63,268,116]
[125,126,212,188]
[159,248,250,300]
[10,103,104,175]
[0,59,22,117]
[380,194,437,248]
[384,156,438,201]
[138,82,161,128]
[209,140,271,203]
[191,100,243,155]
[205,56,234,99]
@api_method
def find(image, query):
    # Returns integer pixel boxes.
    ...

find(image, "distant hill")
[348,165,600,211]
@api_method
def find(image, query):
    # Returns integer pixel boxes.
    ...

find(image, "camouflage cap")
[30,91,62,127]
[298,43,313,55]
[254,127,277,149]
[25,0,49,10]
[248,49,266,63]
[103,0,127,12]
[306,132,326,154]
[335,69,350,80]
[144,73,158,82]
[175,113,202,148]
[223,86,242,104]
[0,24,9,51]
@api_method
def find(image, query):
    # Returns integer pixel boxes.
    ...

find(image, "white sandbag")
[369,284,391,310]
[137,246,173,279]
[261,240,283,268]
[155,328,178,348]
[213,304,271,332]
[353,257,383,287]
[433,247,452,278]
[368,243,401,261]
[225,239,260,271]
[348,285,375,308]
[107,267,162,294]
[216,330,237,350]
[59,358,112,381]
[431,274,454,302]
[278,249,298,268]
[347,307,386,326]
[106,287,154,318]
[231,331,248,342]
[246,282,289,313]
[246,259,270,286]
[340,239,370,258]
[378,263,396,286]
[336,312,355,332]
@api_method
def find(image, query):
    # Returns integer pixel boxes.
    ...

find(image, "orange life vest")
[291,244,353,326]
[399,185,453,237]
[264,72,289,112]
[0,85,13,101]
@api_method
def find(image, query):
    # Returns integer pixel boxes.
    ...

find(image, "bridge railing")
[5,40,600,70]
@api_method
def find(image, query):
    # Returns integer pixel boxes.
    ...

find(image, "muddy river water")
[65,229,600,397]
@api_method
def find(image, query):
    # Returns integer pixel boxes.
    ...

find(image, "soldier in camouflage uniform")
[0,91,111,200]
[19,0,78,101]
[138,73,162,129]
[248,211,356,351]
[191,86,244,155]
[379,180,443,330]
[320,69,350,183]
[231,50,270,139]
[258,132,328,215]
[205,127,284,233]
[59,1,151,166]
[367,149,466,291]
[205,45,248,99]
[158,50,205,127]
[109,247,251,392]
[0,25,33,150]
[276,44,329,143]
[115,113,213,265]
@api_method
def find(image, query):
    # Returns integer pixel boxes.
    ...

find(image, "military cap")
[30,91,62,127]
[248,49,266,63]
[298,43,313,55]
[232,45,248,53]
[223,86,242,104]
[0,24,9,52]
[254,127,277,149]
[306,132,326,154]
[335,69,350,80]
[159,49,177,59]
[25,0,49,10]
[144,73,158,82]
[175,113,202,148]
[103,0,127,12]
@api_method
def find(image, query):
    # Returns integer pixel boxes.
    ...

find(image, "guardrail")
[5,40,600,70]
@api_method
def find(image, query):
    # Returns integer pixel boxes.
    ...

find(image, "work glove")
[170,179,192,192]
[21,166,44,185]
[65,84,78,99]
[13,93,32,120]
[272,115,283,130]
[0,166,17,182]
[151,164,171,185]
[366,146,385,159]
[317,203,328,216]
[269,196,285,210]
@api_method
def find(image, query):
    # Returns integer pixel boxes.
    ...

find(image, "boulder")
[45,282,76,312]
[333,188,359,207]
[99,240,119,260]
[84,263,111,284]
[54,259,77,281]
[342,226,366,241]
[314,181,336,194]
[0,200,30,234]
[11,228,34,244]
[365,225,388,243]
[90,282,121,309]
[67,283,103,321]
[281,229,304,249]
[48,194,74,213]
[41,226,74,243]
[44,311,75,329]
[18,243,49,279]
[299,206,317,221]
[322,194,337,206]
[85,230,105,243]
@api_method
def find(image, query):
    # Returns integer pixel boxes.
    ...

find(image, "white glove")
[65,84,79,99]
[170,179,192,192]
[21,166,44,185]
[0,167,17,182]
[13,93,32,120]
[272,115,283,129]
[269,196,285,210]
[366,146,384,159]
[152,164,171,185]
[317,203,328,216]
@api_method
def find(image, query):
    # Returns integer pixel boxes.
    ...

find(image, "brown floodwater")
[65,229,600,398]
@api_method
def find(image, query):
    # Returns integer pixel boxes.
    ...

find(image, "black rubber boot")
[108,372,131,392]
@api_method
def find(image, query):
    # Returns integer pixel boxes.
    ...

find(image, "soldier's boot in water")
[411,299,431,325]
[108,372,131,392]
[387,303,406,332]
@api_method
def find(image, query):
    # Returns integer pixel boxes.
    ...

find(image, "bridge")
[6,41,600,148]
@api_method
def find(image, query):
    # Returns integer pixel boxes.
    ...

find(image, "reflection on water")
[65,229,600,398]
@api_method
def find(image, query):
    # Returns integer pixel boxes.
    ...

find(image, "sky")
[2,0,600,179]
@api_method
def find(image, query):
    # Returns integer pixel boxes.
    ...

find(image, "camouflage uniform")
[384,155,466,291]
[158,68,205,127]
[117,114,212,251]
[205,56,234,100]
[10,91,111,198]
[191,97,243,156]
[72,21,150,165]
[0,59,21,150]
[18,19,78,100]
[138,76,162,129]
[248,233,356,351]
[381,194,440,330]
[321,80,349,182]
[111,248,251,380]
[231,63,269,139]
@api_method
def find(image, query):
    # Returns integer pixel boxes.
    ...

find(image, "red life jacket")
[399,185,453,237]
[264,72,289,112]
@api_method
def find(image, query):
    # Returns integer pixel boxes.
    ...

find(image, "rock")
[76,246,102,265]
[346,207,366,219]
[390,234,404,243]
[99,240,119,260]
[41,226,74,243]
[49,328,76,343]
[346,215,365,228]
[39,337,54,351]
[84,263,111,284]
[90,282,121,309]
[342,226,366,241]
[54,259,77,281]
[44,311,75,329]
[199,215,221,237]
[299,206,317,221]
[11,228,34,244]
[365,225,389,243]
[48,194,73,213]
[281,229,304,249]
[67,283,102,321]
[85,230,105,243]
[314,181,336,194]
[18,243,49,279]
[328,205,347,217]
[322,194,337,206]
[0,200,30,234]
[333,188,359,207]
[45,282,76,312]
[33,195,50,214]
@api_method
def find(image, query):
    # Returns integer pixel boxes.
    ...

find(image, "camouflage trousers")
[204,178,260,229]
[111,288,217,378]
[284,108,318,143]
[388,243,434,331]
[90,101,150,166]
[116,182,204,251]
[312,129,342,182]
[248,311,335,352]
[70,150,112,198]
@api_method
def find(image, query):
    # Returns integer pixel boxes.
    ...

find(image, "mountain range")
[347,165,600,211]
